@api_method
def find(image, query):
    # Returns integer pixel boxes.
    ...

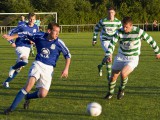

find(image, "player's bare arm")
[61,58,71,78]
[2,34,18,41]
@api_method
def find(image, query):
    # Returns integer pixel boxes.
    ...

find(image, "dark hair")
[107,6,116,11]
[28,12,36,19]
[48,22,60,30]
[20,15,25,17]
[122,17,133,25]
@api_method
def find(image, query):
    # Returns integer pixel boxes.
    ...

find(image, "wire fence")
[0,23,160,34]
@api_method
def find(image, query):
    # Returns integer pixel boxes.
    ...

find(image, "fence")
[0,23,160,34]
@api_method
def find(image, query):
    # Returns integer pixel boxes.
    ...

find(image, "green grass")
[0,32,160,120]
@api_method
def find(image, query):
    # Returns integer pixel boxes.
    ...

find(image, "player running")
[92,6,122,80]
[2,13,39,88]
[104,17,160,100]
[2,22,71,115]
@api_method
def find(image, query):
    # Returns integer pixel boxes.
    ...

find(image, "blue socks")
[12,61,27,69]
[26,91,39,100]
[10,89,27,110]
[9,90,39,111]
[5,71,18,83]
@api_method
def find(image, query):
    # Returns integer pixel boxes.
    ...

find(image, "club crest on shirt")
[50,44,55,49]
[33,29,37,33]
[40,48,50,58]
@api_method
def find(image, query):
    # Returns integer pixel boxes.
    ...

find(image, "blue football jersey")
[18,21,26,26]
[18,32,71,67]
[9,23,39,48]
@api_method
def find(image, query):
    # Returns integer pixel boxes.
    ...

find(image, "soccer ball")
[87,102,102,117]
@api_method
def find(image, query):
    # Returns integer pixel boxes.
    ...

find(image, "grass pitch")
[0,32,160,120]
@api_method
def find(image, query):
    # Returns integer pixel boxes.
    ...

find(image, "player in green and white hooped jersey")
[92,7,122,80]
[104,17,160,100]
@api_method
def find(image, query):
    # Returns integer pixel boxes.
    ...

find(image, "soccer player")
[2,22,71,115]
[2,13,39,88]
[92,6,122,80]
[104,17,160,100]
[18,15,26,25]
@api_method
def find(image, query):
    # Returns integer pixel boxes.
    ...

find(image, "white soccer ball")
[87,102,102,117]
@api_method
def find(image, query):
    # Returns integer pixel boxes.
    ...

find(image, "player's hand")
[30,40,35,45]
[61,69,69,78]
[156,54,160,59]
[92,41,97,46]
[107,55,112,62]
[2,34,13,41]
[11,43,16,48]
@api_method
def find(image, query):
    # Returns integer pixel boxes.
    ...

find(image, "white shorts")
[100,36,110,52]
[112,53,139,71]
[28,61,54,90]
[16,46,30,62]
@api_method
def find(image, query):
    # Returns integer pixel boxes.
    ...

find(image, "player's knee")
[39,92,48,98]
[21,58,28,66]
[121,72,127,79]
[111,75,118,81]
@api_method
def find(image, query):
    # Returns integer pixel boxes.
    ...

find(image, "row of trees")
[0,0,160,25]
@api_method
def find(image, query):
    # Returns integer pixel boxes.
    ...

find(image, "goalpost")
[0,12,57,34]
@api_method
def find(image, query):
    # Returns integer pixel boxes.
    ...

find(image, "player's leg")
[117,65,133,100]
[3,56,28,88]
[24,61,53,109]
[4,77,36,115]
[8,47,30,79]
[104,69,120,99]
[98,40,110,77]
[30,44,35,57]
[117,58,139,100]
[104,54,125,100]
[106,61,112,80]
[12,57,28,70]
[3,67,23,88]
[2,47,29,88]
[24,87,49,109]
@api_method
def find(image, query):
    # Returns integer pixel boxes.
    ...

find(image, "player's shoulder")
[132,26,144,34]
[18,21,26,26]
[34,31,46,38]
[101,17,109,21]
[114,18,121,22]
[98,17,107,23]
[57,38,64,43]
[57,38,67,46]
[17,22,27,27]
[117,27,123,32]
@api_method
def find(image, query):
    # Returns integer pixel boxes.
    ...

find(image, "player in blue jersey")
[18,15,36,57]
[18,15,26,26]
[2,13,39,88]
[2,22,71,115]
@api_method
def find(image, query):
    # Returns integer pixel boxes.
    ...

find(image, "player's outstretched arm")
[61,58,71,78]
[2,34,18,41]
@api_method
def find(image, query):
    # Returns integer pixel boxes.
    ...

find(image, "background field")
[0,32,160,120]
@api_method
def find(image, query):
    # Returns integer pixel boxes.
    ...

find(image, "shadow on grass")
[0,107,87,117]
